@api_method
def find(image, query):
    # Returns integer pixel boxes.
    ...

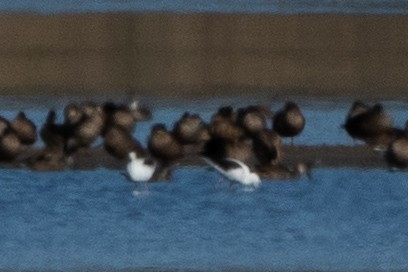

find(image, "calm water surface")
[0,97,408,271]
[1,168,408,271]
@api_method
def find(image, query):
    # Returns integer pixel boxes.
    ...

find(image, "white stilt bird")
[126,152,156,184]
[202,157,261,188]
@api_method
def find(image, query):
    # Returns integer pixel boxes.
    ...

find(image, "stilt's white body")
[126,152,156,183]
[202,157,261,188]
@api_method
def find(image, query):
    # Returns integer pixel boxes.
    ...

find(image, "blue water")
[1,0,408,14]
[1,168,408,271]
[1,97,408,271]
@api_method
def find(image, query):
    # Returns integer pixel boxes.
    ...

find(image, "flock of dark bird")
[0,99,407,183]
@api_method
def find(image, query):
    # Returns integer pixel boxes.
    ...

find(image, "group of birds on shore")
[0,99,307,187]
[1,98,407,189]
[0,100,152,169]
[127,101,307,188]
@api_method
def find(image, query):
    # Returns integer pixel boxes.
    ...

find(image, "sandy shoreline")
[0,144,389,175]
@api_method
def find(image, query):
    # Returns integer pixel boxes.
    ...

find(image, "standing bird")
[273,101,305,145]
[30,109,72,170]
[148,123,183,180]
[202,157,261,189]
[236,105,270,137]
[66,103,104,154]
[102,100,151,135]
[125,152,157,192]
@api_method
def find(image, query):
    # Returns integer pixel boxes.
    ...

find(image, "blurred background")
[1,1,408,98]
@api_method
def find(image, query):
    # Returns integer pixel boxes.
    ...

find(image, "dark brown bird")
[103,125,144,160]
[66,103,104,153]
[10,112,37,145]
[172,112,210,145]
[343,103,395,149]
[236,105,269,137]
[345,100,371,121]
[252,128,282,166]
[24,110,71,170]
[40,110,70,154]
[102,102,137,134]
[209,106,243,141]
[102,100,152,134]
[273,101,305,145]
[148,123,183,166]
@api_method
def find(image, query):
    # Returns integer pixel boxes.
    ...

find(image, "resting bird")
[343,102,397,149]
[273,101,305,145]
[148,123,183,166]
[10,112,37,145]
[172,112,210,145]
[103,125,144,160]
[236,105,270,137]
[66,103,104,153]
